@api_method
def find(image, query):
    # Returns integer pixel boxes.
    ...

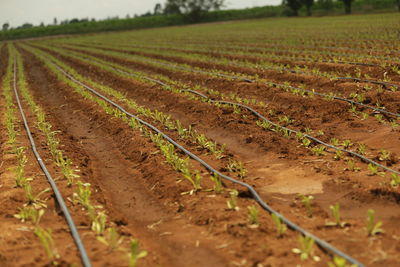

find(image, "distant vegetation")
[0,0,398,41]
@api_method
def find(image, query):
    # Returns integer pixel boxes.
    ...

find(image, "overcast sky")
[0,0,281,28]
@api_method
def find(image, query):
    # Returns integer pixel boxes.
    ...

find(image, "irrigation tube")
[75,45,399,119]
[50,61,366,267]
[336,77,400,90]
[83,57,400,177]
[12,57,92,267]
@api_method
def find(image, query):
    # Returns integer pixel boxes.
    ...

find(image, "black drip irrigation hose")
[49,59,366,267]
[99,62,400,176]
[336,77,400,90]
[71,46,398,119]
[12,57,92,267]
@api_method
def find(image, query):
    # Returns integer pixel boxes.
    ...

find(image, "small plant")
[91,211,107,235]
[14,206,45,225]
[97,227,124,250]
[326,204,347,228]
[390,173,400,187]
[345,160,360,172]
[360,112,369,120]
[357,143,366,155]
[226,189,239,211]
[24,184,49,208]
[256,120,272,130]
[299,195,314,217]
[210,173,223,193]
[128,239,147,267]
[34,227,59,263]
[334,150,343,161]
[378,150,391,161]
[302,138,311,148]
[227,159,247,179]
[311,145,325,156]
[367,163,385,177]
[328,256,357,267]
[271,213,287,238]
[341,140,353,149]
[247,205,259,226]
[367,209,384,236]
[73,181,92,209]
[330,138,340,146]
[292,235,315,261]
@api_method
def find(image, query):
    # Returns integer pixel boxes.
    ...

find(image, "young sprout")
[341,140,353,149]
[97,227,124,250]
[378,150,391,161]
[367,163,385,177]
[247,205,259,226]
[360,112,369,120]
[299,195,314,217]
[256,120,272,130]
[226,189,239,211]
[210,173,223,194]
[390,173,400,187]
[302,138,312,148]
[14,206,45,225]
[328,256,357,267]
[128,239,148,267]
[91,211,107,235]
[292,235,317,261]
[334,150,343,161]
[367,209,384,236]
[24,184,50,208]
[311,145,325,156]
[73,181,92,209]
[330,138,340,146]
[345,160,360,172]
[271,213,287,238]
[34,227,60,264]
[357,143,366,155]
[326,204,347,228]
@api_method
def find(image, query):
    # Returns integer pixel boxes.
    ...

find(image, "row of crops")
[0,12,399,266]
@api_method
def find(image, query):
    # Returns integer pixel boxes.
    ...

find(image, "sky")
[0,0,281,28]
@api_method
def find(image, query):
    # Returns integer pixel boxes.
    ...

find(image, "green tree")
[154,3,163,15]
[2,23,9,31]
[302,0,314,16]
[340,0,354,14]
[318,0,334,12]
[163,0,225,21]
[283,0,302,16]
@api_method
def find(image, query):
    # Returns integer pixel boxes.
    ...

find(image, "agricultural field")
[1,12,400,267]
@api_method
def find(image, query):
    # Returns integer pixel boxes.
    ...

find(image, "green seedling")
[299,194,314,217]
[302,138,311,148]
[97,227,124,250]
[360,112,369,120]
[226,189,239,211]
[256,120,272,130]
[210,173,223,193]
[91,211,107,235]
[390,173,400,187]
[328,256,357,267]
[367,209,384,236]
[346,160,360,172]
[330,138,340,146]
[326,204,347,228]
[128,239,147,267]
[73,181,92,209]
[378,150,391,161]
[292,235,316,261]
[24,184,49,208]
[14,206,44,225]
[278,115,293,125]
[311,145,325,156]
[247,205,259,226]
[357,144,366,155]
[390,120,399,129]
[317,130,324,136]
[367,163,385,177]
[34,227,60,263]
[271,213,287,238]
[341,140,353,149]
[334,150,343,160]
